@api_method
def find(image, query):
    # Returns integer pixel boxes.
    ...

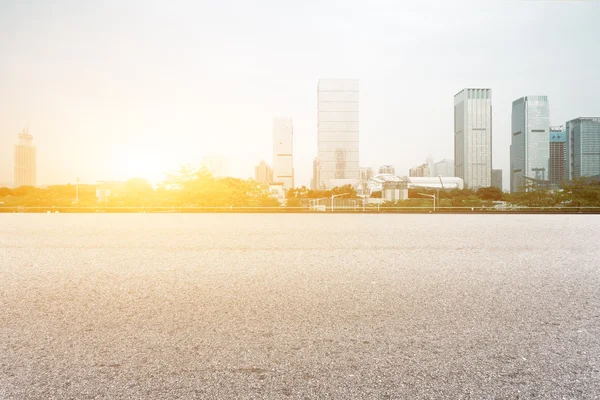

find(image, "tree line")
[1,165,599,209]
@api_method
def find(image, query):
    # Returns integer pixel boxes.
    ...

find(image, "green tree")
[476,186,504,201]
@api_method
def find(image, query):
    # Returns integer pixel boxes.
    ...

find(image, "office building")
[409,163,430,177]
[433,159,454,177]
[492,169,503,190]
[254,160,273,183]
[311,157,320,190]
[454,88,492,189]
[510,96,550,192]
[549,126,567,185]
[317,79,359,188]
[273,118,294,189]
[566,117,600,179]
[14,127,36,188]
[359,167,374,197]
[202,154,228,178]
[378,165,395,175]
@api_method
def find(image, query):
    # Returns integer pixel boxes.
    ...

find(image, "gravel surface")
[1,213,599,399]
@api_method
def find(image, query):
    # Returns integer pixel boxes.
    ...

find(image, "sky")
[1,0,599,189]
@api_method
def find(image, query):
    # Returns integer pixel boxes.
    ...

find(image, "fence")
[2,205,600,214]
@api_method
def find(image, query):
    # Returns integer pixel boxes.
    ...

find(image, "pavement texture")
[1,213,599,399]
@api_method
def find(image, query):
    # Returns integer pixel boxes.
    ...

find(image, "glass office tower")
[317,79,359,188]
[454,88,492,189]
[510,96,550,192]
[566,117,600,179]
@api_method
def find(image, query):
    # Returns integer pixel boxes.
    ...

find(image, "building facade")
[454,88,492,189]
[433,159,454,177]
[491,169,503,190]
[14,128,36,188]
[566,117,600,179]
[311,157,320,190]
[273,118,294,189]
[549,126,567,185]
[317,79,359,188]
[409,163,430,177]
[254,160,273,183]
[378,165,395,175]
[510,96,550,192]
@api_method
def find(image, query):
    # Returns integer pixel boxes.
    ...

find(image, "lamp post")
[418,192,436,212]
[331,193,348,212]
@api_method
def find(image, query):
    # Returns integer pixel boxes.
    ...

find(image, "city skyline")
[1,1,600,190]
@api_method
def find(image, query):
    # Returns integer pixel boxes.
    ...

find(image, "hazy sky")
[1,0,599,189]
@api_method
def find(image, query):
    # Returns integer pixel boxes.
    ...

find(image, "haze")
[1,0,599,188]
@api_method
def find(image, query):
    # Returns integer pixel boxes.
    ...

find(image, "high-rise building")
[311,157,320,190]
[359,167,374,197]
[409,163,430,177]
[378,165,395,175]
[433,159,454,177]
[492,169,503,190]
[510,96,550,192]
[254,160,273,183]
[454,88,492,189]
[317,79,359,188]
[202,154,228,178]
[549,126,567,185]
[14,127,36,188]
[566,117,600,179]
[273,118,294,189]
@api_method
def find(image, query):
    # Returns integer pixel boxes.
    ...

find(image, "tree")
[476,186,504,201]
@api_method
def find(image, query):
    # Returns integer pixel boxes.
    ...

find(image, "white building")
[454,88,492,189]
[317,79,359,188]
[202,154,228,178]
[272,118,294,189]
[510,96,550,192]
[407,176,464,190]
[14,127,36,188]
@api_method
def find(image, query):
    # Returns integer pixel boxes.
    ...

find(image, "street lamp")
[418,192,436,212]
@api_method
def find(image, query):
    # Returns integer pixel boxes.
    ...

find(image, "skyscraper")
[311,157,320,190]
[549,126,567,185]
[14,127,36,188]
[433,159,454,177]
[491,169,503,190]
[566,117,600,179]
[317,79,359,188]
[454,88,492,190]
[510,96,550,192]
[273,118,294,189]
[254,160,273,183]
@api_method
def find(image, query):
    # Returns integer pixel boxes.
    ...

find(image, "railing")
[2,205,600,214]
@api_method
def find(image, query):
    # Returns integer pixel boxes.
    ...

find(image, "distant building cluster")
[5,83,599,196]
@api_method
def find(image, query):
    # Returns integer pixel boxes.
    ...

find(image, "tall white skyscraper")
[272,118,294,189]
[14,127,36,188]
[454,88,492,189]
[317,79,359,188]
[510,96,550,192]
